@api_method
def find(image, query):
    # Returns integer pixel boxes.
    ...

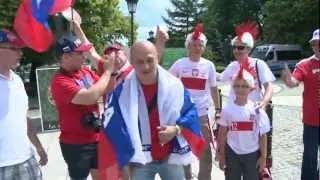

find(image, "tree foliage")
[163,0,204,47]
[262,0,319,50]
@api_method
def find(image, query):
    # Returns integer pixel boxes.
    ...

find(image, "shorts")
[0,156,42,180]
[60,142,98,179]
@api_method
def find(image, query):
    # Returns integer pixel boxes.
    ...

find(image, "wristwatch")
[175,125,182,136]
[111,71,119,77]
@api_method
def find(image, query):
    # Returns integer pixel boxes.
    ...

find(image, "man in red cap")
[50,34,115,180]
[0,30,48,180]
[282,29,320,180]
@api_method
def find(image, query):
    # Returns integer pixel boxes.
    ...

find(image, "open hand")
[156,25,169,43]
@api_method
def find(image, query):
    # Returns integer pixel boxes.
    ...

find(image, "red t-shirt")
[292,56,320,126]
[142,83,173,160]
[51,66,101,144]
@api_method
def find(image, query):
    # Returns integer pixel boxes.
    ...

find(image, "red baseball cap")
[104,42,123,55]
[0,29,26,48]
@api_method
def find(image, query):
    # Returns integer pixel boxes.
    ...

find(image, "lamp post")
[125,0,139,46]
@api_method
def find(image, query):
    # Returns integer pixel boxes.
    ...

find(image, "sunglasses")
[232,46,247,51]
[233,84,251,89]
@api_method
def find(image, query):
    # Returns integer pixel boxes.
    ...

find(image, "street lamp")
[125,0,139,46]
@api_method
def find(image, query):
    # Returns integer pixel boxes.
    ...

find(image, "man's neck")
[0,65,11,78]
[189,54,201,62]
[234,96,248,106]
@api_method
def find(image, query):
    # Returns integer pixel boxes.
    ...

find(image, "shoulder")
[201,58,216,67]
[296,56,314,66]
[172,57,188,66]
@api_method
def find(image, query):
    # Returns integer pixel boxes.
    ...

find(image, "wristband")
[175,125,181,136]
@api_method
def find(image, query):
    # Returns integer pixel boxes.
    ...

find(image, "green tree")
[202,0,265,63]
[163,0,204,47]
[262,0,319,51]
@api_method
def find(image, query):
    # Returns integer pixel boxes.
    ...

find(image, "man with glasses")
[220,22,275,109]
[0,30,48,180]
[50,35,115,180]
[282,29,320,180]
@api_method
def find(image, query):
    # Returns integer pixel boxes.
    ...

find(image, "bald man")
[102,41,205,180]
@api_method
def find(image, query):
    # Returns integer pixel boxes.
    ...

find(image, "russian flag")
[14,0,73,52]
[176,89,206,158]
[98,83,135,180]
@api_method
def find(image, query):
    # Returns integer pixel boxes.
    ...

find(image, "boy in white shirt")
[217,65,270,180]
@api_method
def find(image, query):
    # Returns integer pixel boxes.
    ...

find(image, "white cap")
[309,29,319,43]
[231,32,254,48]
[232,69,255,88]
[185,32,208,48]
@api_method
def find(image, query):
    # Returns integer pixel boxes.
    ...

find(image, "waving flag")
[99,66,206,179]
[14,0,73,52]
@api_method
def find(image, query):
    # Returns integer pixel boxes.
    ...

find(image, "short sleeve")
[51,74,81,104]
[257,109,271,135]
[292,63,305,82]
[217,109,229,127]
[208,62,217,87]
[256,59,276,85]
[169,60,180,77]
[220,62,237,82]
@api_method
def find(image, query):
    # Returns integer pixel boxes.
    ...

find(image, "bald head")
[131,41,158,59]
[130,41,158,84]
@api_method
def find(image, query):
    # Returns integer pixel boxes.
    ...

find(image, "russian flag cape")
[99,66,206,179]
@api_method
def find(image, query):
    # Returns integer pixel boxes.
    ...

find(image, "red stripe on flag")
[98,131,120,180]
[181,128,206,158]
[181,77,206,90]
[230,121,254,131]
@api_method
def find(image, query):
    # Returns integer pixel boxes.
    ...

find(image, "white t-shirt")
[218,101,270,154]
[0,71,33,167]
[169,57,217,116]
[220,57,275,102]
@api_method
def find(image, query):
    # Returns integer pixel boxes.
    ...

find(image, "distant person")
[169,24,220,180]
[282,29,320,180]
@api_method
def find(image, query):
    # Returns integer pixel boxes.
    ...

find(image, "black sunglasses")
[232,46,247,51]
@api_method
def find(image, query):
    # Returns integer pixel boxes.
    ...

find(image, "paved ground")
[30,80,318,180]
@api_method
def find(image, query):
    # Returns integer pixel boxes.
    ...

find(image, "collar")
[0,70,13,80]
[311,55,320,61]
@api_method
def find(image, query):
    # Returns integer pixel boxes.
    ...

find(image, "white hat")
[309,29,319,43]
[232,69,255,88]
[231,22,259,48]
[185,24,207,48]
[231,32,254,48]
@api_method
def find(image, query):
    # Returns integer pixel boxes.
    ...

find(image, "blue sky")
[119,0,172,41]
